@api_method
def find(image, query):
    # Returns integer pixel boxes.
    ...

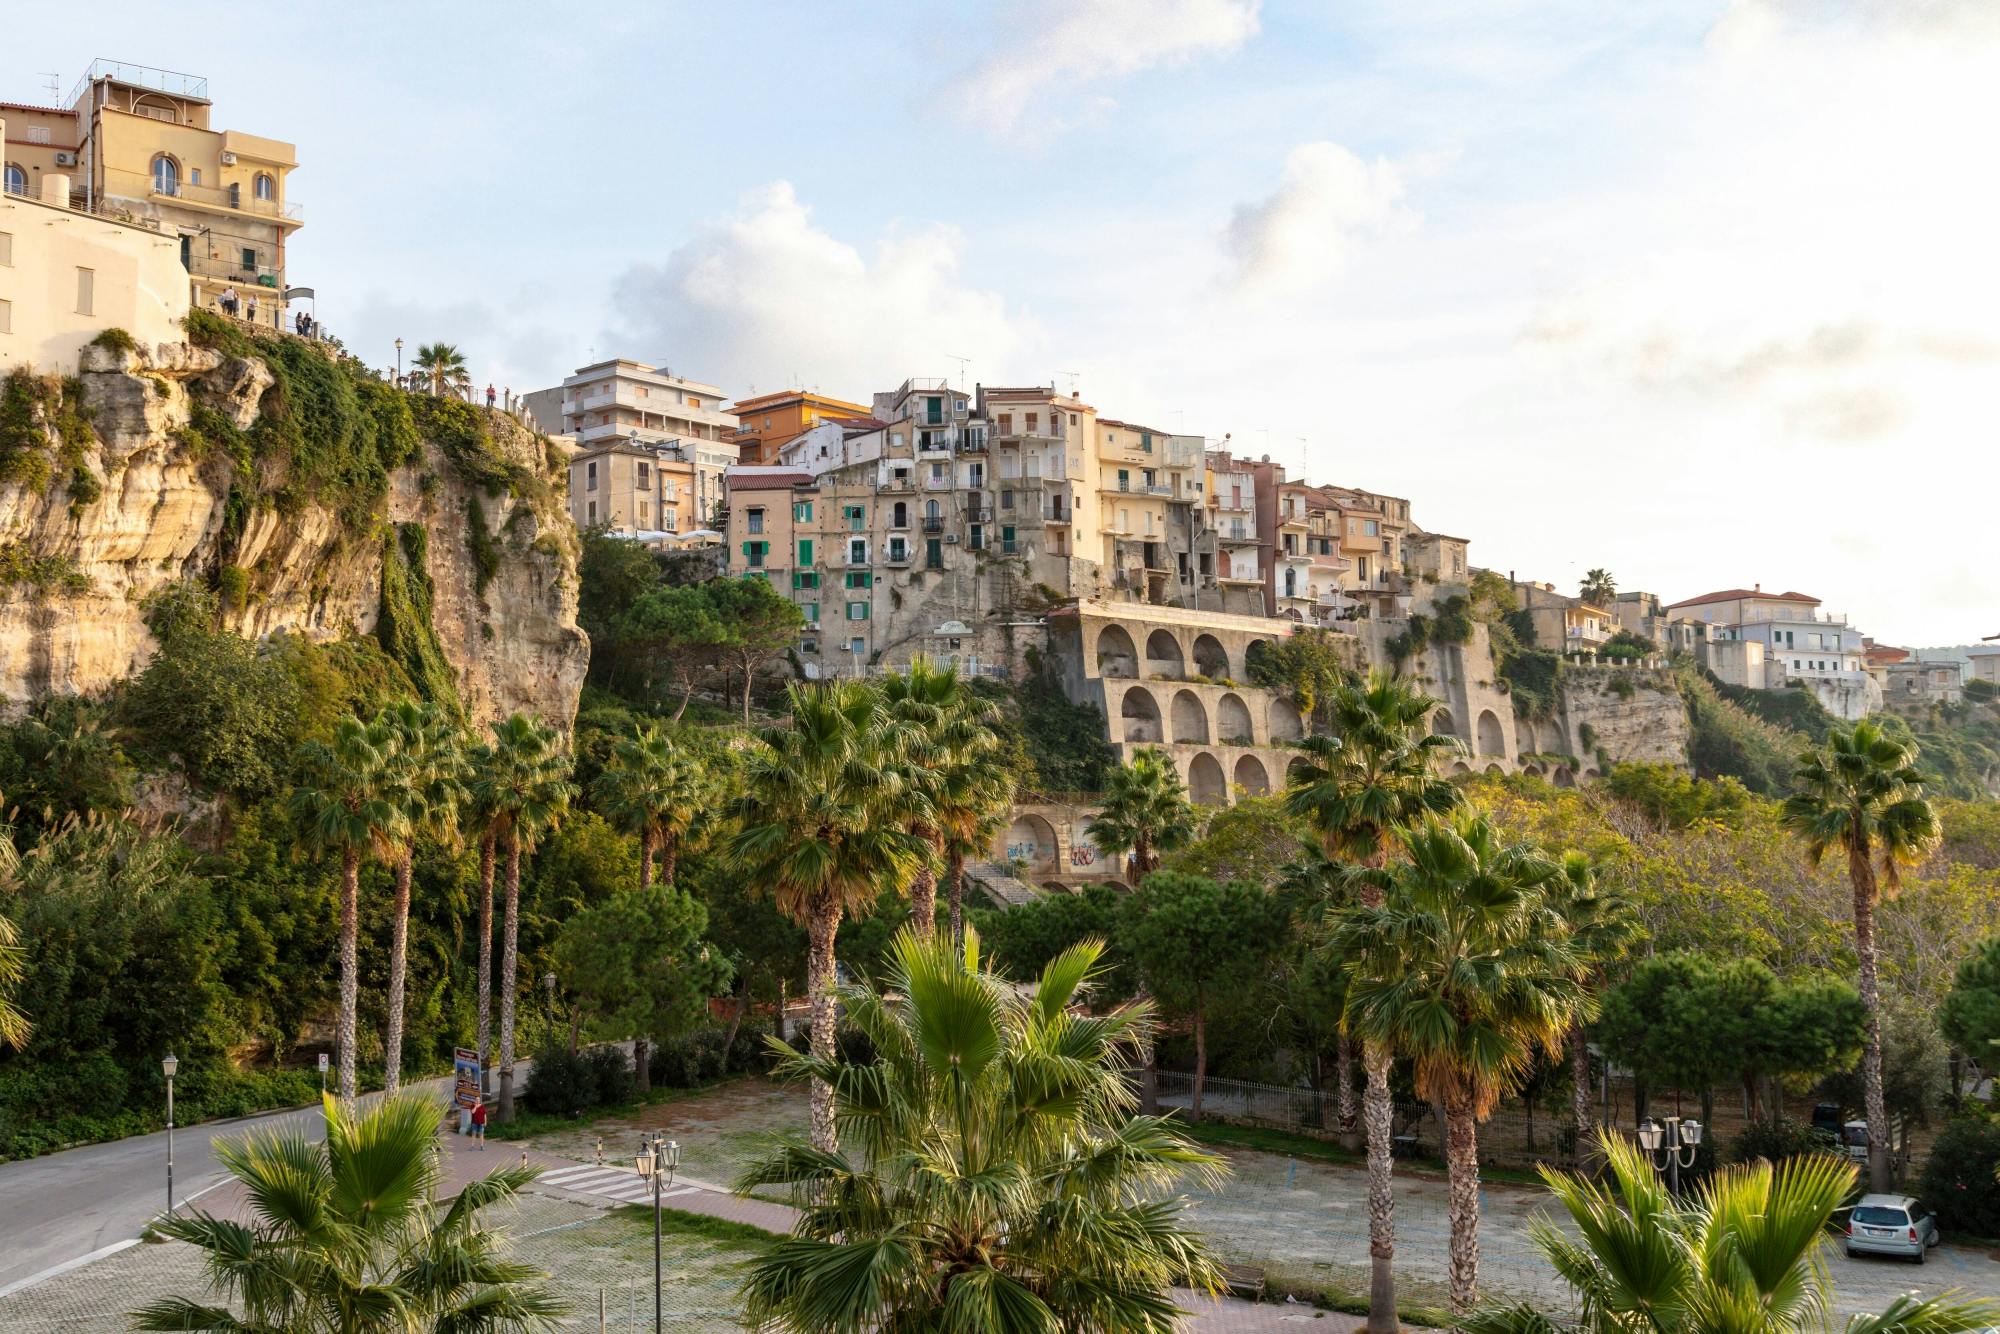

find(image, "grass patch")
[604,1204,782,1249]
[487,1075,749,1142]
[1263,1272,1452,1329]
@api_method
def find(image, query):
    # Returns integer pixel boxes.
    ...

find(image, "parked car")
[1844,1193,1940,1264]
[1811,1102,1845,1136]
[1837,1119,1870,1162]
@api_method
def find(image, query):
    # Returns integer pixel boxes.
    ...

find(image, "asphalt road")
[0,1069,504,1295]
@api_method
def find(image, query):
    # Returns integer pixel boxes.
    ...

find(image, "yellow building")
[1,116,190,372]
[728,388,870,466]
[5,62,301,332]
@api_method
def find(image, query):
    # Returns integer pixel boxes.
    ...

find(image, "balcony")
[184,251,282,289]
[883,547,912,566]
[880,475,915,492]
[964,506,993,523]
[924,476,952,491]
[1001,539,1019,556]
[922,518,944,535]
[107,167,303,224]
[1218,527,1258,545]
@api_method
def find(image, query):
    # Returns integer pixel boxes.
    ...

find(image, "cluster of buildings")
[3,61,302,373]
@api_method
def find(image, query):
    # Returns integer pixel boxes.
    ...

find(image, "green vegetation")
[0,543,92,596]
[377,523,463,715]
[465,494,501,592]
[1,368,95,498]
[88,327,138,356]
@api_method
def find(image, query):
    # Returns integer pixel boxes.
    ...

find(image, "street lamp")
[634,1134,680,1333]
[1637,1114,1703,1195]
[394,337,403,386]
[162,1052,178,1216]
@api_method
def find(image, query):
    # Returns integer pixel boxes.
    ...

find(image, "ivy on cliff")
[1,369,98,506]
[376,523,463,719]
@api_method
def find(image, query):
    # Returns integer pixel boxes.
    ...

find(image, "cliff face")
[1550,665,1691,773]
[0,338,587,726]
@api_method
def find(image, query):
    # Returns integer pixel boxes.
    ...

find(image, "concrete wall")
[0,162,189,374]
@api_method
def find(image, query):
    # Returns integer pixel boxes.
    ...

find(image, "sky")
[9,0,1997,644]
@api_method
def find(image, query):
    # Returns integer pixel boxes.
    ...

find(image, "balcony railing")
[921,518,944,534]
[924,477,952,490]
[105,167,304,221]
[70,59,210,109]
[883,548,912,566]
[184,251,282,288]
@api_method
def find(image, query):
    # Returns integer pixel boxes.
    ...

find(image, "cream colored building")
[534,360,740,535]
[1666,585,1879,719]
[0,140,189,372]
[1969,645,2000,687]
[6,62,301,332]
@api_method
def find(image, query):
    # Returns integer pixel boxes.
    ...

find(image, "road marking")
[0,1239,141,1300]
[536,1164,709,1207]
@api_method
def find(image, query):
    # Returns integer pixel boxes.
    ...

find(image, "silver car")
[1845,1194,1941,1264]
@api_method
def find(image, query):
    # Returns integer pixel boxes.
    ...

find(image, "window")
[0,298,9,335]
[1026,412,1039,433]
[151,154,178,195]
[793,571,821,590]
[846,601,871,621]
[798,539,814,565]
[803,603,819,625]
[793,500,813,522]
[586,461,598,490]
[3,164,27,195]
[664,507,678,529]
[850,637,866,657]
[638,500,650,524]
[848,538,867,564]
[925,538,943,569]
[1000,489,1014,510]
[255,172,275,201]
[998,413,1013,434]
[744,540,768,568]
[747,507,765,534]
[1118,469,1130,491]
[586,500,598,523]
[845,571,872,589]
[636,461,650,487]
[845,504,865,531]
[892,501,908,527]
[0,229,10,264]
[75,267,94,316]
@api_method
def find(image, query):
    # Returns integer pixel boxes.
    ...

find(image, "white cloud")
[958,0,1261,138]
[1224,142,1413,295]
[610,182,1031,398]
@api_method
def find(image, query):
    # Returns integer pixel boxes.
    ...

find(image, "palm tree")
[939,744,1014,950]
[593,724,704,891]
[468,714,576,1122]
[1782,719,1939,1193]
[0,818,26,1052]
[1460,1132,1998,1334]
[875,660,954,939]
[462,768,503,1096]
[411,342,471,398]
[132,1093,565,1332]
[1544,851,1639,1165]
[1578,568,1616,606]
[1335,813,1587,1314]
[1282,670,1460,1334]
[375,701,467,1096]
[727,682,924,1150]
[290,716,406,1101]
[1085,748,1195,882]
[737,930,1225,1334]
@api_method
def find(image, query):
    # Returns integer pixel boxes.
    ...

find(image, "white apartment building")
[1666,585,1881,719]
[526,359,740,535]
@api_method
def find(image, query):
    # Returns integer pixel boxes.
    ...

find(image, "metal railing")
[921,518,944,534]
[103,167,303,221]
[69,59,210,110]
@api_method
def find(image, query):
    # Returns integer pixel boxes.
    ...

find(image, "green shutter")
[798,539,813,564]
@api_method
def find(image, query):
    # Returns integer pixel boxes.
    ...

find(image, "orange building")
[727,389,870,465]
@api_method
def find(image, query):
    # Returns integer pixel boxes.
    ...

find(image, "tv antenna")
[1058,369,1080,397]
[39,72,61,103]
[944,354,969,392]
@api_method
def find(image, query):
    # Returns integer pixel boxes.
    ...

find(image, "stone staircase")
[967,862,1041,908]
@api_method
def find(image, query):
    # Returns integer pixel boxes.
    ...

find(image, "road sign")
[317,1053,329,1074]
[453,1048,482,1110]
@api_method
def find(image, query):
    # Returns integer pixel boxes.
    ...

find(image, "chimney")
[1754,582,1761,592]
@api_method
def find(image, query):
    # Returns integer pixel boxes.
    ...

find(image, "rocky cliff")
[0,332,587,725]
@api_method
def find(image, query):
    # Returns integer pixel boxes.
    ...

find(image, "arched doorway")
[1217,692,1255,744]
[1476,709,1505,756]
[1119,685,1163,743]
[1432,708,1456,738]
[1245,638,1276,680]
[1269,697,1304,741]
[1553,768,1576,788]
[1096,624,1139,678]
[1170,690,1209,744]
[1001,814,1059,874]
[1233,754,1271,797]
[1286,756,1312,787]
[1145,629,1185,678]
[1192,633,1229,679]
[1189,752,1228,805]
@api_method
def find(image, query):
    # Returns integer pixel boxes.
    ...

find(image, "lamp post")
[162,1052,178,1216]
[633,1133,679,1334]
[543,971,558,1047]
[1636,1114,1703,1195]
[394,337,403,387]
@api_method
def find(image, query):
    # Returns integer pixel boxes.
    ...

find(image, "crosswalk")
[534,1162,708,1208]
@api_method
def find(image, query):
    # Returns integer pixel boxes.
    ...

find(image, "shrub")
[90,327,138,356]
[1728,1116,1839,1166]
[650,1027,728,1089]
[1916,1112,2000,1237]
[584,1044,633,1105]
[521,1045,595,1118]
[726,1021,773,1073]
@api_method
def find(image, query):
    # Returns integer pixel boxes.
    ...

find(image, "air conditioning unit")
[54,151,78,167]
[944,534,961,544]
[220,151,237,166]
[806,621,821,632]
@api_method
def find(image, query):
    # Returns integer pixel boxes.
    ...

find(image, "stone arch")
[1234,754,1271,797]
[1583,767,1602,780]
[1449,761,1473,776]
[1553,768,1576,788]
[1192,633,1229,679]
[1096,624,1139,678]
[1002,813,1059,873]
[1119,684,1163,743]
[1269,697,1304,741]
[1522,763,1546,779]
[1432,707,1456,738]
[1040,881,1070,896]
[1475,708,1505,756]
[1170,689,1210,744]
[1515,719,1539,753]
[1188,752,1228,805]
[1286,756,1313,786]
[1145,629,1186,677]
[1245,638,1277,681]
[1485,763,1504,776]
[1217,692,1255,744]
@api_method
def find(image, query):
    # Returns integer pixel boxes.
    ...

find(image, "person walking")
[485,383,497,409]
[469,1098,488,1149]
[220,286,239,317]
[245,294,259,325]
